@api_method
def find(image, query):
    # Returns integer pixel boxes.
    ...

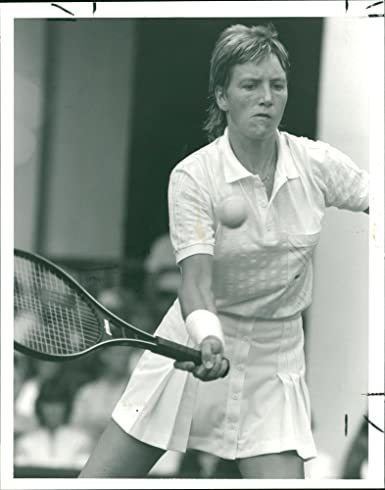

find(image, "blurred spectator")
[14,352,30,400]
[341,416,368,479]
[70,346,138,443]
[98,285,139,321]
[14,358,62,437]
[14,377,93,469]
[14,353,37,436]
[144,233,181,329]
[97,285,154,335]
[94,234,180,335]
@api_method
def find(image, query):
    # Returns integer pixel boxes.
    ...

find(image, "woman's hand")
[174,335,229,381]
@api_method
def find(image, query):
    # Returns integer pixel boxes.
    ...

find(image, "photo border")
[1,2,383,489]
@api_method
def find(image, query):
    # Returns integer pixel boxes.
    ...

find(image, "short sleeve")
[311,142,369,211]
[168,164,215,264]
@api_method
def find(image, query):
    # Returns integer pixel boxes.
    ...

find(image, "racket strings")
[14,256,102,355]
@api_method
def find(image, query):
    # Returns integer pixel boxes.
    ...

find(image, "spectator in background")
[14,356,97,439]
[97,276,154,335]
[70,346,136,444]
[14,377,93,470]
[14,358,62,438]
[98,285,142,325]
[144,233,181,329]
[14,353,37,437]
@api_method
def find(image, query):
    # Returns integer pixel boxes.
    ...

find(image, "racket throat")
[103,319,137,340]
[103,319,112,336]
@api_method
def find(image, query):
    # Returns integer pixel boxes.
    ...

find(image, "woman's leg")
[237,450,304,479]
[79,419,165,478]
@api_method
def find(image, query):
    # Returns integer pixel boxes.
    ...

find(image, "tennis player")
[80,23,369,479]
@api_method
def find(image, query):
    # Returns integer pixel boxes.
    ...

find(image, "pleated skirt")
[112,301,317,460]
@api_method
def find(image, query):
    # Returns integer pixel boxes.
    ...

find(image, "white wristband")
[185,309,225,347]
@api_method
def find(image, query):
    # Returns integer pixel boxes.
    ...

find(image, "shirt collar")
[220,127,299,183]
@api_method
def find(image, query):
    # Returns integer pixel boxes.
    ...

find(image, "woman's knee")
[237,450,304,479]
[79,419,165,478]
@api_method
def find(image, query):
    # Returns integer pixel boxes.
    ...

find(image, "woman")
[80,23,369,479]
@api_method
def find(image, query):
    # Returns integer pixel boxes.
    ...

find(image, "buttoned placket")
[252,175,274,237]
[223,321,252,459]
[238,176,275,240]
[263,172,289,237]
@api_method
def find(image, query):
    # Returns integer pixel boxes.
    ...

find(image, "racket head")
[14,249,108,361]
[14,249,207,367]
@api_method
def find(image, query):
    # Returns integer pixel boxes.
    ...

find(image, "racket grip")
[155,337,230,378]
[156,337,202,363]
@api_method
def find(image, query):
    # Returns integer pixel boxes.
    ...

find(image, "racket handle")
[156,337,202,363]
[155,337,230,378]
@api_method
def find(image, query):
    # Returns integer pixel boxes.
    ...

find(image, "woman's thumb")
[200,338,215,369]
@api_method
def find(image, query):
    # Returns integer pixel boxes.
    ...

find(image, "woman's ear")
[215,86,228,112]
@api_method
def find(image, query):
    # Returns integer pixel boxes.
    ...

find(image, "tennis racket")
[14,249,229,374]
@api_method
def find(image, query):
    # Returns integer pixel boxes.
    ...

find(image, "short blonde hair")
[203,23,290,141]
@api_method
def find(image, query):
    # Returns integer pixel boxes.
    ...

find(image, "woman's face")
[216,54,288,141]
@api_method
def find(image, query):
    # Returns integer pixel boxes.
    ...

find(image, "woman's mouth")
[254,113,271,119]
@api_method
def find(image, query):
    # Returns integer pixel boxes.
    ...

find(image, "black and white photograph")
[1,1,384,488]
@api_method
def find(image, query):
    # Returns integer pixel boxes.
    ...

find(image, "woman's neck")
[227,128,277,175]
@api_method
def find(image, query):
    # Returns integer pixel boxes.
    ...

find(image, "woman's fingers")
[205,355,229,380]
[192,353,225,381]
[174,360,196,372]
[200,336,224,369]
[220,358,230,378]
[205,353,223,378]
[174,336,230,381]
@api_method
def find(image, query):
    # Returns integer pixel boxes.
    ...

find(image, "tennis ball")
[218,195,248,228]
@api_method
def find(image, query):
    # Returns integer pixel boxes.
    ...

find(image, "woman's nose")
[258,84,273,105]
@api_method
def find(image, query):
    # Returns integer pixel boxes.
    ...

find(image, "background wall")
[15,19,137,259]
[14,20,46,251]
[42,20,137,259]
[307,17,369,473]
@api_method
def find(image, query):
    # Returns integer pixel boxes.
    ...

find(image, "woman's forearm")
[179,279,217,320]
[178,254,216,319]
[177,254,224,346]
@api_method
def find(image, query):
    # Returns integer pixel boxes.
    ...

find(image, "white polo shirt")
[168,128,369,319]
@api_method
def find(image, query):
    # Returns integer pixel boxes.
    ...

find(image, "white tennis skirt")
[112,301,317,461]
